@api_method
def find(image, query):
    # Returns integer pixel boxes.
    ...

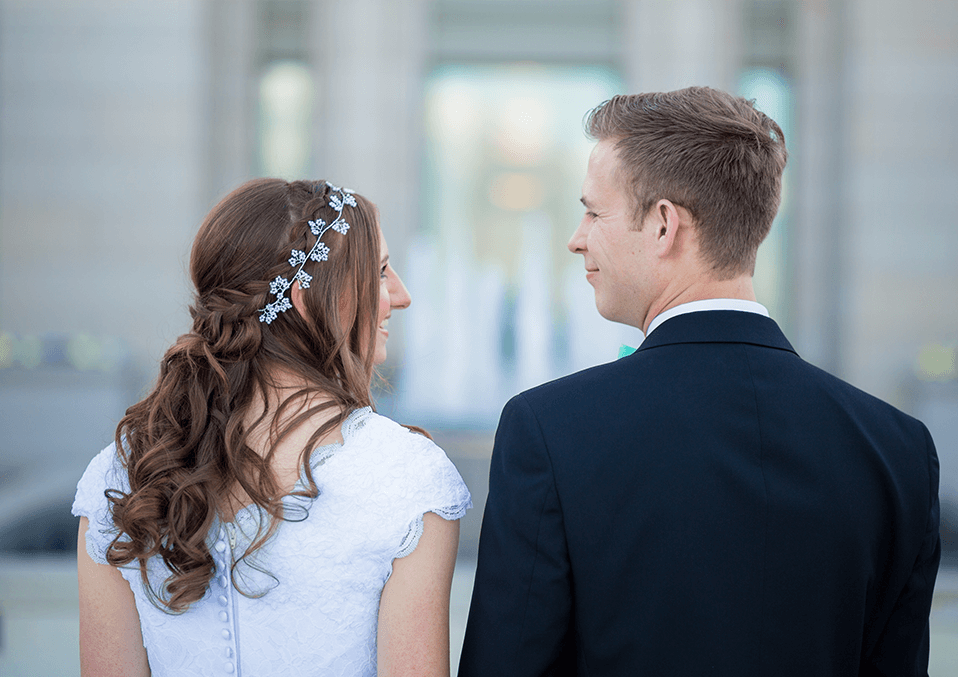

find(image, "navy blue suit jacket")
[459,311,940,676]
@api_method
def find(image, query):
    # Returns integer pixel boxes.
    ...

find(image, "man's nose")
[567,217,589,254]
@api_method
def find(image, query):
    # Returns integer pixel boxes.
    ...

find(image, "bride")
[73,178,471,676]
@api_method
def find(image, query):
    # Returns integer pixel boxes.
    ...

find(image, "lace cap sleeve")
[388,426,472,559]
[71,443,129,565]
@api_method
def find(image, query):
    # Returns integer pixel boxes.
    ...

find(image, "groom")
[458,87,940,676]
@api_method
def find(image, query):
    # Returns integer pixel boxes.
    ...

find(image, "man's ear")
[290,280,310,321]
[652,199,682,256]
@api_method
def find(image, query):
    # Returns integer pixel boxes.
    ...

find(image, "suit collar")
[647,299,769,335]
[636,310,797,354]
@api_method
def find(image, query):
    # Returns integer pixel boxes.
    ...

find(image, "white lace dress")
[72,407,472,676]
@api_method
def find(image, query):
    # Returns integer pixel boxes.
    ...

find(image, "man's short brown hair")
[586,87,787,277]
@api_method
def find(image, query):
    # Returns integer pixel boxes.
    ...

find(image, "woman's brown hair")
[105,178,381,612]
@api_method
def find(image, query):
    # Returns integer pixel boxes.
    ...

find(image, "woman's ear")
[290,280,310,322]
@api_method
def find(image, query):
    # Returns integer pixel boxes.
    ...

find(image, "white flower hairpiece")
[259,182,357,324]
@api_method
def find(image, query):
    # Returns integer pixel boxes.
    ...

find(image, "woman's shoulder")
[343,408,440,455]
[72,442,128,564]
[72,443,127,511]
[332,409,471,558]
[347,409,469,495]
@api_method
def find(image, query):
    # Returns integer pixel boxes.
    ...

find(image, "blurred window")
[258,61,314,179]
[255,0,313,179]
[402,64,632,426]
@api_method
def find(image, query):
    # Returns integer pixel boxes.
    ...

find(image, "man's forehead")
[588,138,614,164]
[593,138,630,174]
[586,140,630,194]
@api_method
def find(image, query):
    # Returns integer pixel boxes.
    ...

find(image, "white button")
[226,647,234,658]
[218,595,228,606]
[215,541,227,553]
[222,629,231,640]
[218,611,229,623]
[219,576,229,587]
[224,662,235,673]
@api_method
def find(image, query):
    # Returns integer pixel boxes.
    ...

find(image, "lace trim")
[395,502,471,559]
[305,406,372,472]
[340,405,372,439]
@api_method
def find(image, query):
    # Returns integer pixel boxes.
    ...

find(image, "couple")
[74,87,940,677]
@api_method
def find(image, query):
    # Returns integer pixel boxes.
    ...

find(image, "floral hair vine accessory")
[258,182,356,324]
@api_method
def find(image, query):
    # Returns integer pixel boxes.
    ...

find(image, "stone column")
[313,0,429,369]
[621,0,743,92]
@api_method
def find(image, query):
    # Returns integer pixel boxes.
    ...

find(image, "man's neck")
[642,274,756,334]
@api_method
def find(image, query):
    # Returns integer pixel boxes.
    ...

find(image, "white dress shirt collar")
[646,299,770,337]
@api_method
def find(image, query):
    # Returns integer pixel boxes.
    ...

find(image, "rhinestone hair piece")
[258,182,356,324]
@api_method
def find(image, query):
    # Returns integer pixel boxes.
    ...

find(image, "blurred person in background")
[460,87,940,676]
[73,178,471,677]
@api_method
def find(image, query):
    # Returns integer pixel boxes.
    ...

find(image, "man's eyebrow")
[580,197,590,208]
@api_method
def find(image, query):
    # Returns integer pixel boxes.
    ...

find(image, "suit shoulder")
[508,359,626,413]
[787,357,930,442]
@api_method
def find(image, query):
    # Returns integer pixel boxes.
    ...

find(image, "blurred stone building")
[0,0,956,591]
[2,0,957,550]
[1,0,957,673]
